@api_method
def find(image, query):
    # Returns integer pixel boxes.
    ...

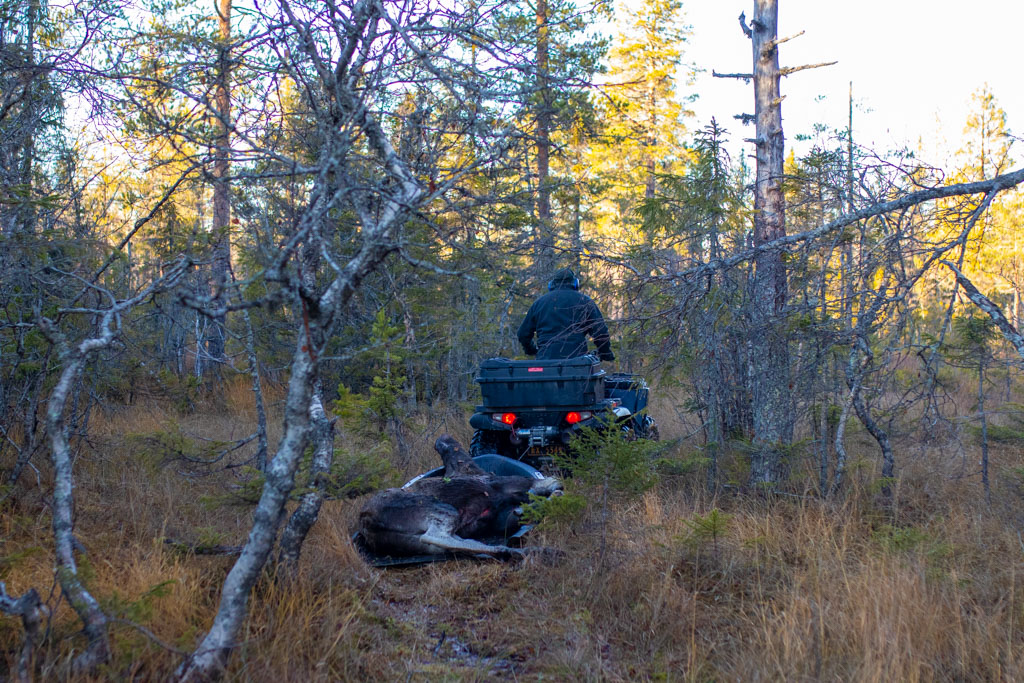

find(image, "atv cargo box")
[604,372,650,415]
[476,355,605,408]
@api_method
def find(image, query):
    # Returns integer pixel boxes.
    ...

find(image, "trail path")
[369,562,541,680]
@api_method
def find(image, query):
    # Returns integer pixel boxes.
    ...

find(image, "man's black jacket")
[517,284,614,361]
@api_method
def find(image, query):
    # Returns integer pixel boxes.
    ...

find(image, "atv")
[468,354,658,470]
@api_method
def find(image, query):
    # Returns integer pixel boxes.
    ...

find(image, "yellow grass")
[3,374,1024,681]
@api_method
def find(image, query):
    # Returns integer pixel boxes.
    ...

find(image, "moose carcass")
[357,435,561,561]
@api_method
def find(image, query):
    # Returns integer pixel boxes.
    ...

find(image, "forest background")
[3,0,1024,679]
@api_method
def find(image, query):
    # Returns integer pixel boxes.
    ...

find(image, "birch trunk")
[276,384,334,570]
[276,214,339,571]
[35,262,187,672]
[176,327,317,680]
[175,2,424,673]
[45,351,110,671]
[0,583,47,683]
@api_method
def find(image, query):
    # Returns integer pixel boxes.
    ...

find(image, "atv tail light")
[565,411,592,424]
[492,412,517,425]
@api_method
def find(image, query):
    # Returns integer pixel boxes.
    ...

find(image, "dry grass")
[3,375,1024,681]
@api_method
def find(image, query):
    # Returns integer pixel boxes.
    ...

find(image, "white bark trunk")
[0,582,48,682]
[277,386,334,570]
[46,350,111,671]
[177,326,317,680]
[35,259,187,673]
[178,5,424,675]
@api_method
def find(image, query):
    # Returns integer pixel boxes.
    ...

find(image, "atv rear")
[468,355,658,469]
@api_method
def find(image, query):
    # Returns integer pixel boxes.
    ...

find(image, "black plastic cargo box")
[604,373,650,415]
[476,355,605,408]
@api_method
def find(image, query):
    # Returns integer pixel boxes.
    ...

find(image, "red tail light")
[492,412,517,425]
[566,411,582,424]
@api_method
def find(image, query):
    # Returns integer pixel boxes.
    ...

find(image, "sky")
[678,0,1023,165]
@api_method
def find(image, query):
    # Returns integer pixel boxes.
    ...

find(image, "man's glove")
[599,351,615,362]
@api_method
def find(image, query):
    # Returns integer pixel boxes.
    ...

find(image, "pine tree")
[524,0,609,272]
[591,0,692,232]
[952,87,1021,327]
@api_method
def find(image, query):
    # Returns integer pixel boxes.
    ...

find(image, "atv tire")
[640,415,660,441]
[470,429,503,457]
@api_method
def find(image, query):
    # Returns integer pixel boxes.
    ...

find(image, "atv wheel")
[639,415,660,441]
[470,429,503,457]
[621,423,637,441]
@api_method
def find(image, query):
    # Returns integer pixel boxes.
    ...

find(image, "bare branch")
[684,167,1024,280]
[712,70,753,80]
[780,61,838,77]
[942,260,1024,360]
[110,617,189,657]
[738,11,752,38]
[88,165,199,288]
[765,29,804,52]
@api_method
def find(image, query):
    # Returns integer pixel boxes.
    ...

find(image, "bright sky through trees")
[683,0,1023,162]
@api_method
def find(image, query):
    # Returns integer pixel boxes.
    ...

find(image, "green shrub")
[562,422,660,496]
[679,508,732,554]
[520,491,587,527]
[126,425,230,471]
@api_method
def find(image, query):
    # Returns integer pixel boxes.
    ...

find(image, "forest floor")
[3,374,1024,680]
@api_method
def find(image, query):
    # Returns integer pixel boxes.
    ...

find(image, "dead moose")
[357,435,562,560]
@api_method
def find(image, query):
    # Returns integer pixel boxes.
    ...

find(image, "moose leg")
[419,518,524,559]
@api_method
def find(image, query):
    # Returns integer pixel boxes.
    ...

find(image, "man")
[517,268,615,361]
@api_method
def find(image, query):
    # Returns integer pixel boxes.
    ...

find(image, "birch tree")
[176,0,553,675]
[35,259,189,671]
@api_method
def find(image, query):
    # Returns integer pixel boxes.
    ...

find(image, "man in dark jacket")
[517,268,615,361]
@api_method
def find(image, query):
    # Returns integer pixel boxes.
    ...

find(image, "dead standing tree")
[649,149,1024,494]
[714,0,834,485]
